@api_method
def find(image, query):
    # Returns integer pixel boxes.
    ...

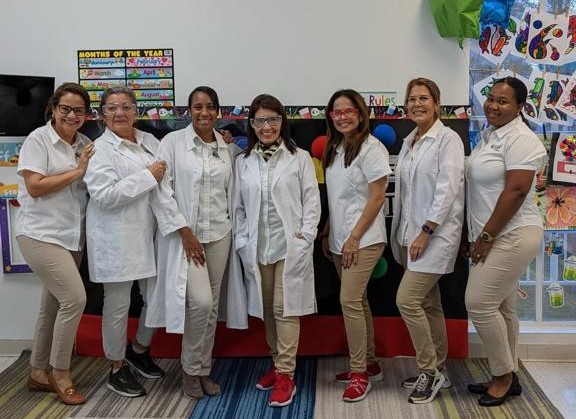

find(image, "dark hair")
[245,94,295,156]
[99,86,137,110]
[45,82,90,122]
[323,89,370,168]
[491,77,530,125]
[492,76,528,104]
[404,77,441,118]
[188,86,220,111]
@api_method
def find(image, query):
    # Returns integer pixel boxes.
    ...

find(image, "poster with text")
[78,49,174,109]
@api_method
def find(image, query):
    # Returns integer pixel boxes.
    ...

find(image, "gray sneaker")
[107,364,146,398]
[408,371,445,404]
[125,343,164,379]
[402,371,452,389]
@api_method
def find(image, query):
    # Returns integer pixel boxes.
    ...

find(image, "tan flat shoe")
[27,376,55,393]
[200,376,221,396]
[47,374,86,405]
[183,373,203,399]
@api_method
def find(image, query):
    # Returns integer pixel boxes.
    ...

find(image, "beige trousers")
[260,259,300,375]
[181,232,231,376]
[396,247,446,373]
[102,279,155,361]
[17,235,86,371]
[465,225,543,376]
[334,243,384,372]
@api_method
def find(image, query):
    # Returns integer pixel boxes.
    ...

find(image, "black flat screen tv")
[0,74,55,136]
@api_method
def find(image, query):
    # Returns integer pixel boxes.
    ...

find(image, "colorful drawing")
[511,11,531,57]
[565,15,576,55]
[523,71,545,123]
[472,69,515,107]
[545,185,576,228]
[526,12,569,65]
[539,74,571,126]
[556,77,576,120]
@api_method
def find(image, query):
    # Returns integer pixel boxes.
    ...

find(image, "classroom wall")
[0,0,470,346]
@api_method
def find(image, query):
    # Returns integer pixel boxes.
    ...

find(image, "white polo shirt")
[16,122,91,251]
[465,116,547,241]
[326,135,392,254]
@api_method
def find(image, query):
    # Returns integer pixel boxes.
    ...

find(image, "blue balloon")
[480,0,514,27]
[234,136,248,150]
[372,124,397,149]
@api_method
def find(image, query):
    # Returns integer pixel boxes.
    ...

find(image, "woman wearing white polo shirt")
[321,89,391,402]
[16,82,94,405]
[465,77,546,407]
[84,86,167,398]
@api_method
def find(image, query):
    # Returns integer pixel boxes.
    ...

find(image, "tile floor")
[1,356,574,418]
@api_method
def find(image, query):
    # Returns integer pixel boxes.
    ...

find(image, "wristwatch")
[479,231,495,243]
[421,224,434,235]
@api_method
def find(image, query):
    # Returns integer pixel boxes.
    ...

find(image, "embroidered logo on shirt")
[490,142,503,151]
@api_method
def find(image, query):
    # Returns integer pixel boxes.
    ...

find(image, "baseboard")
[469,332,576,361]
[0,340,32,355]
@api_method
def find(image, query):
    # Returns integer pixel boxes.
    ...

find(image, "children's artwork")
[472,69,514,107]
[549,134,576,185]
[526,12,569,65]
[556,76,576,120]
[523,70,545,124]
[545,185,576,229]
[78,49,175,109]
[510,8,532,58]
[539,73,571,126]
[476,18,517,64]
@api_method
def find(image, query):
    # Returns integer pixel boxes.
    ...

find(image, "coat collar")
[184,124,228,152]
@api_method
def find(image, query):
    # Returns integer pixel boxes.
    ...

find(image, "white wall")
[1,0,469,106]
[0,0,470,346]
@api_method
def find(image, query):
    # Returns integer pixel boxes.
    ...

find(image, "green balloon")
[372,257,388,278]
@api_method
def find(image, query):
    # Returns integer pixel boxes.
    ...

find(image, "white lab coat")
[145,125,248,333]
[85,128,160,283]
[232,146,320,318]
[390,120,465,274]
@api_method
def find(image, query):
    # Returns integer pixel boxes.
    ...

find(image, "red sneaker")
[269,372,296,407]
[342,372,372,402]
[335,362,383,383]
[256,366,276,390]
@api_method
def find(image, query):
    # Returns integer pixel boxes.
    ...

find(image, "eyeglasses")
[250,116,282,128]
[329,108,358,120]
[56,104,87,116]
[102,103,137,115]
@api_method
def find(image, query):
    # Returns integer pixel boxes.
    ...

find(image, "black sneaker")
[126,343,165,379]
[402,371,452,389]
[107,364,146,398]
[408,371,445,404]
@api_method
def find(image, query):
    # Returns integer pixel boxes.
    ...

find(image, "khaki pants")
[17,236,86,371]
[102,279,155,361]
[182,232,231,376]
[396,247,446,373]
[334,243,384,372]
[260,260,300,375]
[465,226,543,376]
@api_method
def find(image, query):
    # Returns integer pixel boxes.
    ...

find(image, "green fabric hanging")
[429,0,483,46]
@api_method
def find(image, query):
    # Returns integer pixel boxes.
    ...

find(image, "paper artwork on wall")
[539,73,571,126]
[545,185,576,229]
[472,69,514,107]
[477,17,517,64]
[525,12,570,65]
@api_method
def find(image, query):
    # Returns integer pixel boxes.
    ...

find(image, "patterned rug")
[0,352,564,419]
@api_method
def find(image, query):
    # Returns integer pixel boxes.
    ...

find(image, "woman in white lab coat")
[148,86,245,400]
[233,94,320,408]
[390,78,465,404]
[85,86,167,398]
